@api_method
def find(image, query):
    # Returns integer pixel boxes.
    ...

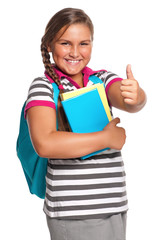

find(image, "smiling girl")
[25,8,146,240]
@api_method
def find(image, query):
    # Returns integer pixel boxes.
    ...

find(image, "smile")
[65,59,81,65]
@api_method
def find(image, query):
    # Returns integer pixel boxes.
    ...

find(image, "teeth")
[67,60,80,63]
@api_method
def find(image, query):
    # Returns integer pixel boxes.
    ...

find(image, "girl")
[25,8,146,240]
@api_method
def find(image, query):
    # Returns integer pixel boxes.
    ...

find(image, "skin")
[27,23,146,159]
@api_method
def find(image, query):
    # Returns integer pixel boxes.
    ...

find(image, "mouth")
[64,59,81,65]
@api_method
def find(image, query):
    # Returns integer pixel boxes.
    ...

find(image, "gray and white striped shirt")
[25,66,128,219]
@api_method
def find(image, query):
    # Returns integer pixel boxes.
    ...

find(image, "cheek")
[52,46,69,59]
[81,47,92,59]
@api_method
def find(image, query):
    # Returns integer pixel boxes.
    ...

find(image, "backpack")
[16,75,103,199]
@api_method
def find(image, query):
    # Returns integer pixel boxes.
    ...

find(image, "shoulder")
[25,76,56,117]
[94,70,122,83]
[93,69,122,94]
[28,76,53,93]
[27,76,54,99]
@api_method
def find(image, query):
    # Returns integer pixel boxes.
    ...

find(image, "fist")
[104,118,126,150]
[120,64,140,105]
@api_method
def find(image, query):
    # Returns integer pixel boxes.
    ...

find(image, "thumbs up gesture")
[120,64,140,105]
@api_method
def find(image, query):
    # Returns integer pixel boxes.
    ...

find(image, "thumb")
[111,117,120,126]
[126,64,135,80]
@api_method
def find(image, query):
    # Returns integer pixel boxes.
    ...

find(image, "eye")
[60,42,70,46]
[80,42,89,46]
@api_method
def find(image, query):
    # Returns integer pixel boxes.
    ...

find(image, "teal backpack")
[16,75,103,199]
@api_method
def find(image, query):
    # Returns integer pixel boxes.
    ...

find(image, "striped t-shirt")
[25,66,128,219]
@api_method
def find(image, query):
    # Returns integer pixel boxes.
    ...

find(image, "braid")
[40,43,64,92]
[41,42,69,131]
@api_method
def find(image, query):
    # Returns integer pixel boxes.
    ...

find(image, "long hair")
[41,8,94,89]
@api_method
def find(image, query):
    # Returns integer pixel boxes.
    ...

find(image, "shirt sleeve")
[24,77,55,118]
[95,70,123,95]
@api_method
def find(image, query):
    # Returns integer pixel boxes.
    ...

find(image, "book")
[60,83,112,122]
[61,87,111,159]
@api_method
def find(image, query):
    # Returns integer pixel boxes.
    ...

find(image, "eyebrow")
[58,39,92,42]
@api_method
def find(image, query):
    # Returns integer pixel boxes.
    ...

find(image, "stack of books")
[60,83,112,159]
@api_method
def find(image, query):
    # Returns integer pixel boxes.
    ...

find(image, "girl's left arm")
[108,64,147,113]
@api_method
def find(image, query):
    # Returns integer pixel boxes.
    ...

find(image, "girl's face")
[48,24,93,82]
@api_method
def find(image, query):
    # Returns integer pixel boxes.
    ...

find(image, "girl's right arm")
[27,106,126,159]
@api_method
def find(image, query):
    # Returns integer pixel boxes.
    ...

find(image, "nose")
[69,45,80,58]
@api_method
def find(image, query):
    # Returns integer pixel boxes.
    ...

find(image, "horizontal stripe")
[46,171,125,181]
[43,204,128,218]
[48,161,124,170]
[28,91,53,99]
[30,79,53,91]
[29,83,53,92]
[46,186,127,197]
[45,200,128,212]
[45,191,127,202]
[32,78,52,86]
[105,73,118,81]
[47,165,125,176]
[29,87,53,96]
[46,175,126,187]
[45,195,128,208]
[26,95,53,105]
[46,181,126,191]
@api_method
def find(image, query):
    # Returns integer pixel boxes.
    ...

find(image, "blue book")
[61,88,110,159]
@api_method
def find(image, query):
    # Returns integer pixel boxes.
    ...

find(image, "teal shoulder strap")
[88,74,103,84]
[52,82,60,130]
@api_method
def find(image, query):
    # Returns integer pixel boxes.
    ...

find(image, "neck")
[70,73,84,88]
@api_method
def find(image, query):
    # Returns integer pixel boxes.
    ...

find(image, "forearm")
[27,107,126,159]
[37,130,108,159]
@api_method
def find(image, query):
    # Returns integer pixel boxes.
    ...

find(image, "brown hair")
[41,8,94,89]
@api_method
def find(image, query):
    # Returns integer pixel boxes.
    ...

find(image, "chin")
[63,67,83,76]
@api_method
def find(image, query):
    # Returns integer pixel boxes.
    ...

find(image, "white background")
[1,0,159,239]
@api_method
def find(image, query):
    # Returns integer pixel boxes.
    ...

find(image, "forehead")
[56,24,92,41]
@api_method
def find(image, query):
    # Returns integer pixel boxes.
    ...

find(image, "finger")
[111,117,120,125]
[120,85,135,92]
[123,98,135,105]
[121,79,135,86]
[121,91,134,99]
[126,64,135,80]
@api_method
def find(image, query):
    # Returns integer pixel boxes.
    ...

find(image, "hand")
[120,64,140,105]
[103,118,126,150]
